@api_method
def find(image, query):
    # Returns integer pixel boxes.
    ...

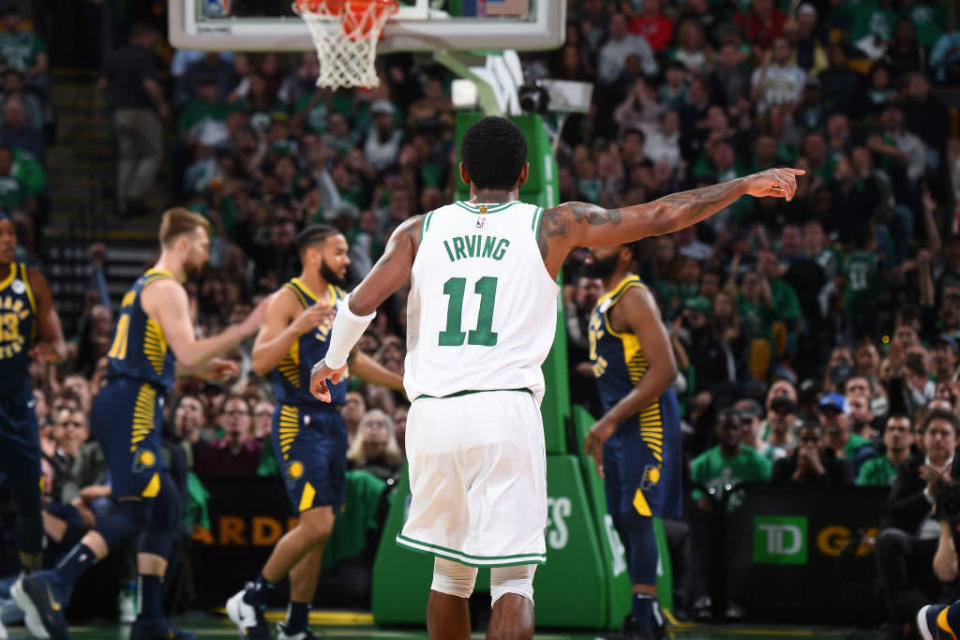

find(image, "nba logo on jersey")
[476,218,485,230]
[205,0,230,17]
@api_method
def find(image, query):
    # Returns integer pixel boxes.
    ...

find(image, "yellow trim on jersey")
[141,472,161,498]
[143,318,168,375]
[0,263,16,291]
[283,282,309,309]
[632,489,653,517]
[130,384,157,451]
[143,268,175,283]
[299,481,316,512]
[596,275,647,338]
[278,405,300,460]
[326,283,342,306]
[278,340,300,388]
[937,606,957,640]
[19,264,36,314]
[291,278,320,303]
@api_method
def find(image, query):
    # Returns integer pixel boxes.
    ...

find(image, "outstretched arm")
[144,279,266,370]
[537,168,805,277]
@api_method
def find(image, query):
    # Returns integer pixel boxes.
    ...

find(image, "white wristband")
[321,294,376,369]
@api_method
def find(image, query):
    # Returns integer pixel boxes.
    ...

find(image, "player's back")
[0,262,35,397]
[405,200,560,402]
[106,268,178,394]
[271,277,348,407]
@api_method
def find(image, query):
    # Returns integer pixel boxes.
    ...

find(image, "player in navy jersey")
[14,209,265,640]
[584,242,681,640]
[0,213,65,639]
[227,224,402,640]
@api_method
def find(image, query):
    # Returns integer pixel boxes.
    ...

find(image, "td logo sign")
[754,516,808,565]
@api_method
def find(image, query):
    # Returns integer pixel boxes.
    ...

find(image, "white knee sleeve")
[430,557,478,599]
[490,564,537,605]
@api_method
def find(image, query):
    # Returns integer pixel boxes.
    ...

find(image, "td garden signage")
[754,516,807,564]
[730,484,890,622]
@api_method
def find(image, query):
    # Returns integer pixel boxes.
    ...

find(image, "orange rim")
[294,0,399,17]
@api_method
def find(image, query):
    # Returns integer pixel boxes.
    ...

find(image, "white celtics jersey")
[404,200,561,403]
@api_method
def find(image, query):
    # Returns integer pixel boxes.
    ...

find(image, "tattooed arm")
[347,215,423,316]
[538,168,805,278]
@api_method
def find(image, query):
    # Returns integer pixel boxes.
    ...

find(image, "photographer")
[876,409,960,629]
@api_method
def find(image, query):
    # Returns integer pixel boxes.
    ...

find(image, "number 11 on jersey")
[439,276,499,347]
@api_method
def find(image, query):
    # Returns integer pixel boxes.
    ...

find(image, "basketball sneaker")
[117,581,137,624]
[226,585,270,640]
[621,611,666,640]
[918,604,956,640]
[10,572,68,640]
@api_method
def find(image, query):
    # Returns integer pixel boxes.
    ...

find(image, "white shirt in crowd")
[644,129,681,169]
[598,34,659,84]
[751,63,807,113]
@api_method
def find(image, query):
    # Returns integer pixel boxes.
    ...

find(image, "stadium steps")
[42,238,160,332]
[43,68,172,329]
[45,67,171,235]
[46,68,114,231]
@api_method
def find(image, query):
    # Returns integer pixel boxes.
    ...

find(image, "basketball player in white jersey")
[309,117,804,640]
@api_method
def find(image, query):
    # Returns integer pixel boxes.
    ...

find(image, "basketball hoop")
[294,0,399,90]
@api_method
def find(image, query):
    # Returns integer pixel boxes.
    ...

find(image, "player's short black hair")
[295,224,338,256]
[461,117,527,191]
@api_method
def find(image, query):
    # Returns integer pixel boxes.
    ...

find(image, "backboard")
[168,0,565,53]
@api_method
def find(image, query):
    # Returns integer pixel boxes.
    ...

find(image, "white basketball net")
[294,0,398,90]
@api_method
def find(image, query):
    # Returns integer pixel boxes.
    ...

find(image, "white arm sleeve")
[319,294,376,369]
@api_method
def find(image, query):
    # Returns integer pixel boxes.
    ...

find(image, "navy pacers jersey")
[589,275,677,459]
[271,278,348,408]
[106,269,177,394]
[589,274,681,519]
[0,263,36,398]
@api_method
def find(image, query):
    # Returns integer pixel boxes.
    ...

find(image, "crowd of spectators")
[4,0,960,633]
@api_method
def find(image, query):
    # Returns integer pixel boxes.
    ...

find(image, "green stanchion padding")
[372,456,617,628]
[571,405,675,626]
[371,465,431,625]
[540,297,570,455]
[653,517,674,618]
[572,405,632,628]
[533,455,608,628]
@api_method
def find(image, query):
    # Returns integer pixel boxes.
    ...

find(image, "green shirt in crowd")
[843,432,872,460]
[856,455,899,487]
[843,250,881,313]
[322,470,388,570]
[690,445,772,509]
[0,30,46,72]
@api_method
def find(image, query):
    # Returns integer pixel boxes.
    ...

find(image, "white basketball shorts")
[397,389,548,566]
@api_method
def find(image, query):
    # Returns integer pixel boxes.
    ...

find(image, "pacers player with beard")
[309,117,803,640]
[0,212,65,640]
[583,242,681,640]
[227,224,402,640]
[14,208,265,640]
